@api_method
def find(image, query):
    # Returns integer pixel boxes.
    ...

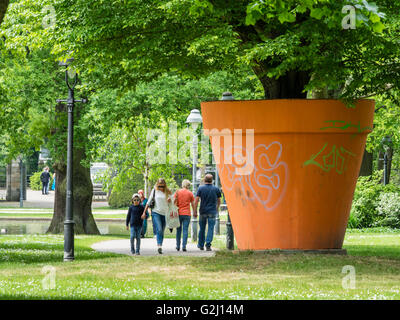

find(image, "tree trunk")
[144,164,149,198]
[359,149,373,176]
[47,102,99,234]
[0,0,9,26]
[47,147,100,234]
[253,65,310,99]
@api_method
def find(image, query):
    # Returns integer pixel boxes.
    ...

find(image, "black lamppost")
[57,58,87,262]
[221,92,235,250]
[381,136,392,186]
[19,156,24,208]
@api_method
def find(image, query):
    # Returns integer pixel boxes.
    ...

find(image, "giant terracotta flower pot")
[201,99,374,250]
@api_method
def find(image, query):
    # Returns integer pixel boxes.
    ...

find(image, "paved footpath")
[0,189,109,209]
[92,238,217,257]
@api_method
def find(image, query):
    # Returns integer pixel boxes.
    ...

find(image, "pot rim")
[202,98,375,103]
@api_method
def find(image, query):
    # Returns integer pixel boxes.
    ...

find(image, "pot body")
[201,99,374,250]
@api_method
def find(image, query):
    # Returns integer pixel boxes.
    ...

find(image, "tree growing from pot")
[2,0,398,101]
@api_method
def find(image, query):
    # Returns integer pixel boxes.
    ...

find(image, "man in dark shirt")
[126,194,145,255]
[40,167,51,195]
[194,174,221,251]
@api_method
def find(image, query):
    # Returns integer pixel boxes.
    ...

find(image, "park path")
[91,238,217,257]
[0,189,108,209]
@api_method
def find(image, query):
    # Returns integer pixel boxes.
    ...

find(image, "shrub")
[108,173,144,208]
[349,171,400,228]
[376,193,400,228]
[29,171,54,191]
[108,187,136,208]
[347,212,360,229]
[29,172,42,191]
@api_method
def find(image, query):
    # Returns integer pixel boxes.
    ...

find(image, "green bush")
[347,212,360,229]
[29,172,42,191]
[108,187,135,208]
[108,173,144,208]
[29,171,54,191]
[349,171,400,228]
[376,192,400,228]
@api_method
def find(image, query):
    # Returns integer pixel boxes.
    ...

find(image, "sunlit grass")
[0,230,399,300]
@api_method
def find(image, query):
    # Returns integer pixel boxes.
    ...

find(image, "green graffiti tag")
[303,143,356,175]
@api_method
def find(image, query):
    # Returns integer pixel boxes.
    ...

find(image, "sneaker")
[176,247,180,251]
[136,252,140,255]
[206,246,212,251]
[158,247,162,254]
[198,246,204,251]
[182,248,187,252]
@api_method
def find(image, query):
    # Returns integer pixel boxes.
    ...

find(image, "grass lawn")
[0,228,399,300]
[0,209,228,221]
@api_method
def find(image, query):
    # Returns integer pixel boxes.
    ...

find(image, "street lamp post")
[186,109,202,242]
[57,58,87,262]
[19,156,24,208]
[214,158,220,235]
[382,136,392,186]
[221,92,235,250]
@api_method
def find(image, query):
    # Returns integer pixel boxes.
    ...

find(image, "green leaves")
[1,0,399,104]
[278,11,296,23]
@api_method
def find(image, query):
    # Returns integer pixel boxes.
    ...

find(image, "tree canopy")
[1,0,399,100]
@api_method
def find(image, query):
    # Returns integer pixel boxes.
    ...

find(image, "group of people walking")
[125,174,221,255]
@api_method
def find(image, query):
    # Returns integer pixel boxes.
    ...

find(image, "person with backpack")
[174,179,195,252]
[142,178,172,254]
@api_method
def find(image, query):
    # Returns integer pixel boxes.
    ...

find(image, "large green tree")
[1,0,399,100]
[88,70,262,195]
[0,49,99,234]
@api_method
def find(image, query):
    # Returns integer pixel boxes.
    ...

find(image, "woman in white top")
[142,178,172,254]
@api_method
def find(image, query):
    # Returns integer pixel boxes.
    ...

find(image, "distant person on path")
[126,193,145,255]
[142,178,172,254]
[51,173,56,191]
[40,167,51,195]
[194,174,221,251]
[138,189,149,238]
[174,179,195,252]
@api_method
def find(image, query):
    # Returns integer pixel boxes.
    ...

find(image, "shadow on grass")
[0,234,127,265]
[186,244,400,274]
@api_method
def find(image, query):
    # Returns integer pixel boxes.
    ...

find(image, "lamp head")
[381,136,393,152]
[186,109,203,125]
[58,58,74,67]
[221,92,235,101]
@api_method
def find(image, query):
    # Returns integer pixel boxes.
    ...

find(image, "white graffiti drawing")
[218,142,289,211]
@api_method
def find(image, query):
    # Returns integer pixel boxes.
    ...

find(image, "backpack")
[148,188,156,209]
